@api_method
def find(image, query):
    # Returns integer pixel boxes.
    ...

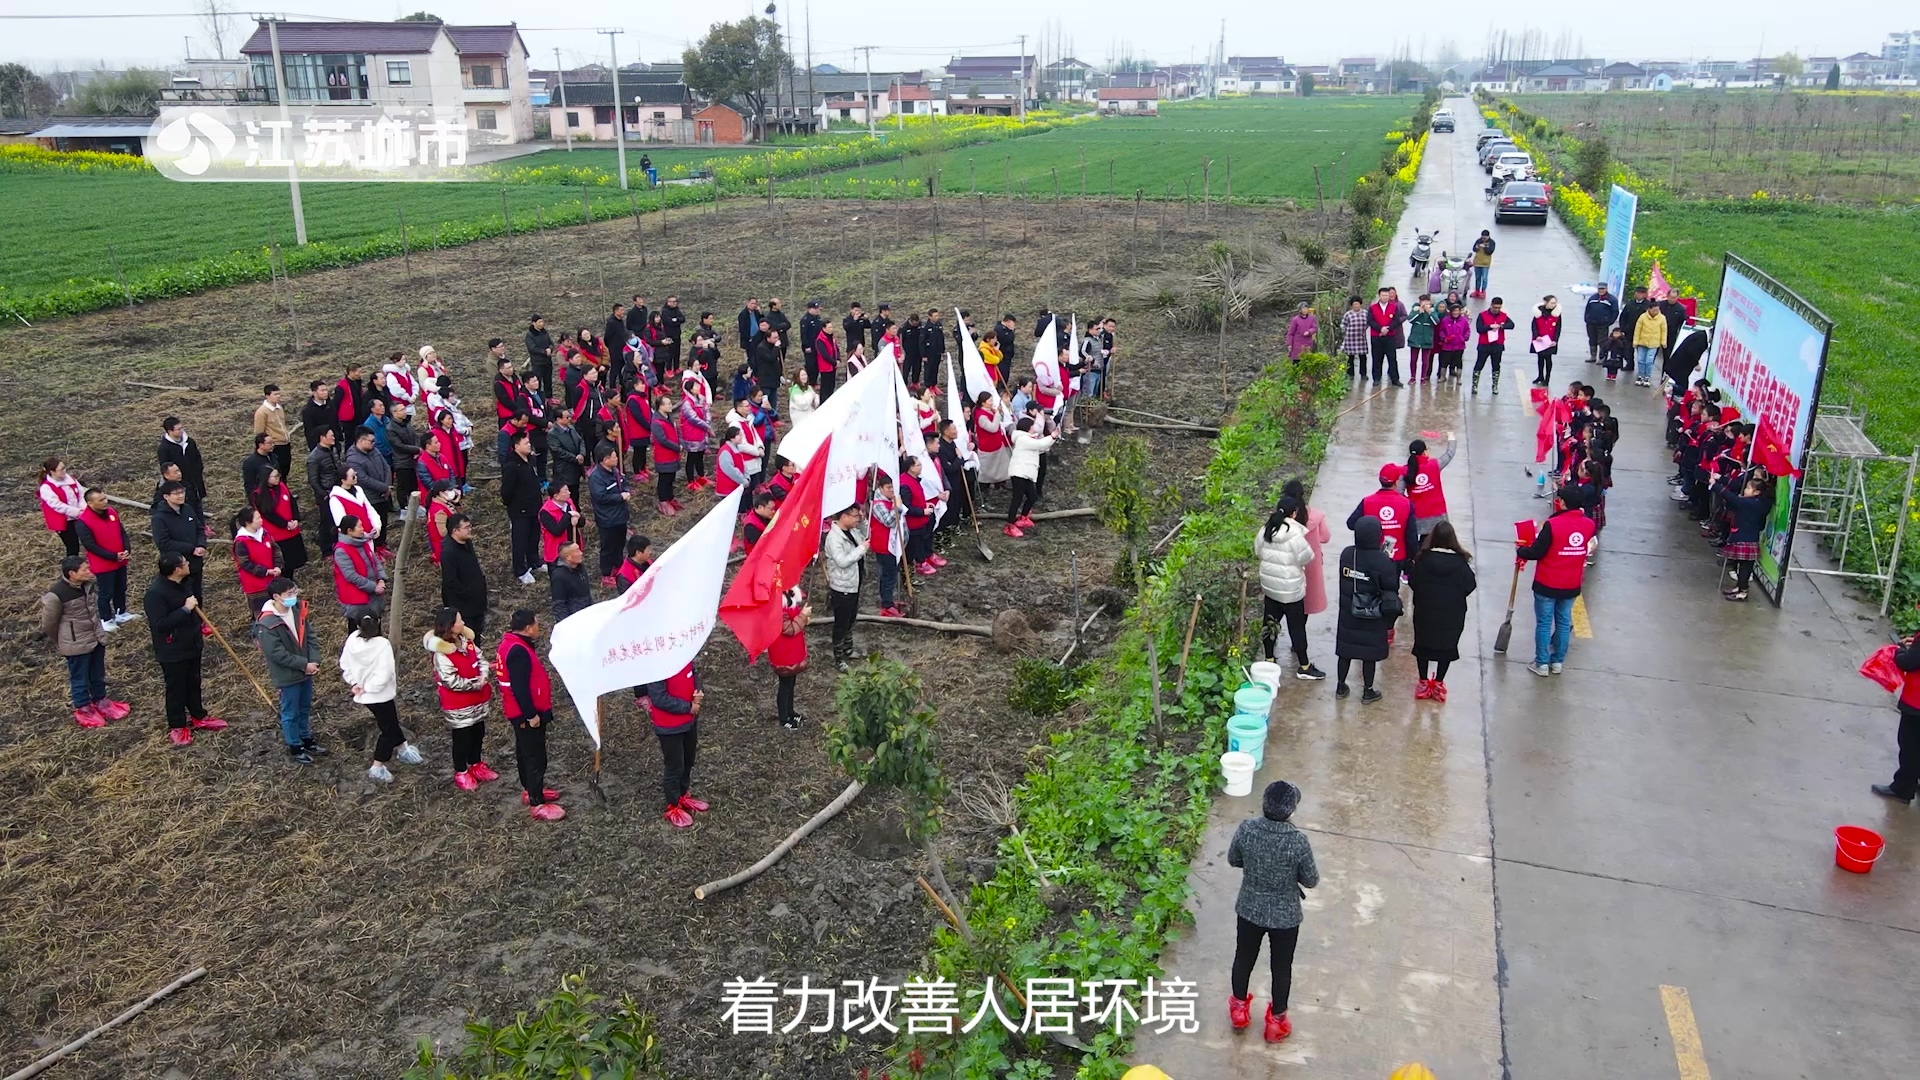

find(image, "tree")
[197,0,236,59]
[1775,52,1804,84]
[1825,63,1841,91]
[681,17,788,141]
[0,63,57,117]
[1298,72,1315,96]
[397,11,442,21]
[71,69,165,116]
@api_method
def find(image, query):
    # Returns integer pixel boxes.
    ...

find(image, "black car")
[1494,180,1550,224]
[1431,110,1455,132]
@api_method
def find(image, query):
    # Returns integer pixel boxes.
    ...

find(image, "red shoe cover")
[679,793,710,813]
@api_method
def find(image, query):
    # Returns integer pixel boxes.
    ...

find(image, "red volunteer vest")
[495,632,553,720]
[868,498,894,555]
[1360,489,1413,561]
[1900,666,1920,712]
[1534,511,1596,592]
[616,557,649,592]
[715,443,750,496]
[901,474,931,528]
[426,499,452,563]
[435,640,493,711]
[1368,302,1396,338]
[335,378,357,421]
[332,542,374,606]
[494,376,519,421]
[767,601,808,671]
[1406,454,1448,518]
[1476,312,1510,346]
[647,663,697,733]
[259,485,298,542]
[76,507,126,574]
[972,408,1006,453]
[233,533,278,594]
[621,392,652,442]
[332,491,374,536]
[651,415,681,466]
[538,499,571,564]
[40,477,81,532]
[388,370,417,403]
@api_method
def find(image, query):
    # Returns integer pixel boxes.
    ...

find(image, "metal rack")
[1792,402,1919,614]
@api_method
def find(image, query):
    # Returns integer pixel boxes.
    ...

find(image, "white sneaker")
[1549,662,1564,674]
[367,762,394,783]
[1527,662,1552,677]
[114,611,141,625]
[395,743,424,765]
[98,619,119,634]
[517,571,536,585]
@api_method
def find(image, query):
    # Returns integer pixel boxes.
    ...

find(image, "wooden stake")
[628,191,647,268]
[197,608,274,710]
[385,492,421,648]
[398,208,411,276]
[4,968,207,1080]
[1173,591,1204,698]
[695,779,865,899]
[1145,605,1165,749]
[107,243,133,310]
[806,614,992,637]
[500,188,512,249]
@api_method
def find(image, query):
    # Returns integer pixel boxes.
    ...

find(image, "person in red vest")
[1872,631,1920,804]
[1401,434,1456,548]
[740,492,777,553]
[538,483,581,570]
[1516,485,1596,677]
[1471,298,1516,395]
[231,506,283,619]
[621,383,653,481]
[75,488,133,627]
[769,585,811,730]
[814,324,842,399]
[330,516,387,632]
[498,609,564,820]
[1348,464,1415,569]
[251,466,308,576]
[425,606,496,791]
[649,389,683,514]
[1365,286,1405,388]
[492,351,522,424]
[644,661,707,828]
[329,363,367,443]
[614,534,653,593]
[424,481,460,566]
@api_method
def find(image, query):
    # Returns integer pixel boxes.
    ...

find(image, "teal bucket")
[1226,713,1268,769]
[1233,682,1274,717]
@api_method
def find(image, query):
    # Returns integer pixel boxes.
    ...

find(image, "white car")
[1491,152,1534,180]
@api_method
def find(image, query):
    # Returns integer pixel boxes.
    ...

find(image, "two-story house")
[237,20,534,144]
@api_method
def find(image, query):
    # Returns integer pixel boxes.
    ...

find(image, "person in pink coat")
[1285,304,1319,361]
[1283,478,1332,616]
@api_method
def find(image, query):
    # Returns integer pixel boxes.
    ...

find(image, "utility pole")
[1018,34,1027,122]
[265,17,306,245]
[859,45,876,138]
[599,28,629,189]
[554,48,572,151]
[894,76,902,130]
[804,0,815,129]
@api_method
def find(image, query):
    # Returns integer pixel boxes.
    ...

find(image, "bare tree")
[198,0,236,60]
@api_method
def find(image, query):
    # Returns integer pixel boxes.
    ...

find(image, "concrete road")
[1135,98,1920,1079]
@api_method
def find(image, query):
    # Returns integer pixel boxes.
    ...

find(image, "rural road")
[1135,96,1920,1079]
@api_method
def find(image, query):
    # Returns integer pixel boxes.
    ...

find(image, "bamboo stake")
[695,779,865,899]
[1172,592,1204,698]
[806,614,992,637]
[197,608,274,709]
[1024,507,1097,522]
[1104,415,1219,435]
[385,492,421,647]
[123,379,204,393]
[3,967,207,1080]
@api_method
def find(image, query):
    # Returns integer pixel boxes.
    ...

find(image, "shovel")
[1493,560,1523,653]
[960,471,994,562]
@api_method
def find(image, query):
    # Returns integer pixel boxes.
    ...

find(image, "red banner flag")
[719,433,833,660]
[1753,417,1801,478]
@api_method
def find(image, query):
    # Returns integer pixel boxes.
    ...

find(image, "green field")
[1641,199,1920,449]
[824,96,1414,200]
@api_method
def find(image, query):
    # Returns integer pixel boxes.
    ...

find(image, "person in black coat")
[499,430,543,581]
[1334,515,1402,701]
[659,297,686,367]
[549,541,594,622]
[798,302,825,373]
[144,553,223,742]
[1664,326,1710,388]
[300,380,333,451]
[439,513,489,637]
[1408,521,1476,701]
[766,299,792,361]
[737,298,763,353]
[842,304,871,368]
[150,481,207,601]
[157,418,207,512]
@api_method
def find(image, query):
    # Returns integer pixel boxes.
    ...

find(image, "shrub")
[404,973,664,1080]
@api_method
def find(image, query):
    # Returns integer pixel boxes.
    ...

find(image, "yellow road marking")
[1659,985,1712,1080]
[1572,595,1592,638]
[1517,366,1536,415]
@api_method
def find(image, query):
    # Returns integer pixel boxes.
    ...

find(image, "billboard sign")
[1596,184,1637,299]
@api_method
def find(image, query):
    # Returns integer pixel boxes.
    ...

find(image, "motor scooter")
[1409,227,1435,280]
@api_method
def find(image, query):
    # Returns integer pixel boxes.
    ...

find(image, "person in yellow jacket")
[979,333,1004,389]
[1631,303,1668,387]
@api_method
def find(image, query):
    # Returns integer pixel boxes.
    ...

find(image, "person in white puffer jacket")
[1254,495,1325,680]
[339,612,423,783]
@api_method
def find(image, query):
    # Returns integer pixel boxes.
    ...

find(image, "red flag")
[1753,418,1800,478]
[719,433,833,660]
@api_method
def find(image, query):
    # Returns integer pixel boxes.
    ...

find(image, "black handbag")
[1342,554,1384,620]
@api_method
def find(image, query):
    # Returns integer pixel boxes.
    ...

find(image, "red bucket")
[1834,825,1885,874]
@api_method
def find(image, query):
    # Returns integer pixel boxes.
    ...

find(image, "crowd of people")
[34,290,1117,828]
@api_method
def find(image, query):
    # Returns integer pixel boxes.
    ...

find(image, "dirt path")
[0,195,1342,1078]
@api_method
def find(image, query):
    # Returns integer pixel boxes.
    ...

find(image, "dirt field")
[0,194,1341,1079]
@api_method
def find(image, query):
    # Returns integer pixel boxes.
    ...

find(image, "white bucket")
[1248,661,1284,694]
[1221,751,1256,796]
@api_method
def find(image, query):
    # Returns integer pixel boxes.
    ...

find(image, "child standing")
[768,586,810,730]
[870,473,903,618]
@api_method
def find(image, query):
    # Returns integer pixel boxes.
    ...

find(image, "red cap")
[1379,463,1404,483]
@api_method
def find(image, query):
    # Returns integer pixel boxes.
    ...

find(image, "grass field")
[822,96,1414,201]
[1511,91,1920,204]
[1640,199,1920,449]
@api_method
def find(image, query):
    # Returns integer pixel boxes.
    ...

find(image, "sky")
[1,0,1907,74]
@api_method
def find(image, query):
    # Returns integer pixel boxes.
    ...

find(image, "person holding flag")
[870,472,904,618]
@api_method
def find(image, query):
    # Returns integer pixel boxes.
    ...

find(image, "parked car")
[1494,180,1551,224]
[1491,152,1534,179]
[1431,109,1455,132]
[1478,140,1517,168]
[1476,129,1508,150]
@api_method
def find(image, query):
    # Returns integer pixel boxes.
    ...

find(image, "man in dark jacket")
[870,303,891,353]
[1581,283,1619,361]
[157,417,207,515]
[439,513,489,637]
[300,380,332,451]
[1664,326,1710,389]
[1334,515,1401,702]
[602,305,629,366]
[386,403,422,516]
[798,300,824,373]
[994,314,1018,374]
[625,295,649,339]
[327,365,368,443]
[842,304,871,366]
[1659,296,1690,355]
[549,541,593,622]
[526,315,556,391]
[1617,286,1652,344]
[306,428,343,558]
[243,433,278,497]
[587,443,632,585]
[737,297,763,353]
[145,552,225,745]
[751,333,783,395]
[766,298,793,361]
[548,408,588,504]
[501,429,543,583]
[150,481,207,603]
[659,296,686,367]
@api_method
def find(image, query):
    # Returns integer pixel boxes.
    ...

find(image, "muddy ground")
[0,194,1343,1079]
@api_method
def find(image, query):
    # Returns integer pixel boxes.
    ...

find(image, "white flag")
[956,306,1000,415]
[548,489,743,746]
[945,349,975,468]
[895,364,945,527]
[778,349,905,514]
[1031,316,1061,408]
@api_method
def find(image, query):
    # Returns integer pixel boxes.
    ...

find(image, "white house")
[1095,86,1159,114]
[237,20,535,143]
[893,83,947,116]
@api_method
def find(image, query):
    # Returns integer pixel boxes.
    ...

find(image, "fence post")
[107,243,133,310]
[1202,157,1210,222]
[500,188,512,249]
[628,191,647,268]
[397,208,411,276]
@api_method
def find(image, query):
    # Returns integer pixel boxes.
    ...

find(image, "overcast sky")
[2,0,1903,73]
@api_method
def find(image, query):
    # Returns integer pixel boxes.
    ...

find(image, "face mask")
[280,591,299,608]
